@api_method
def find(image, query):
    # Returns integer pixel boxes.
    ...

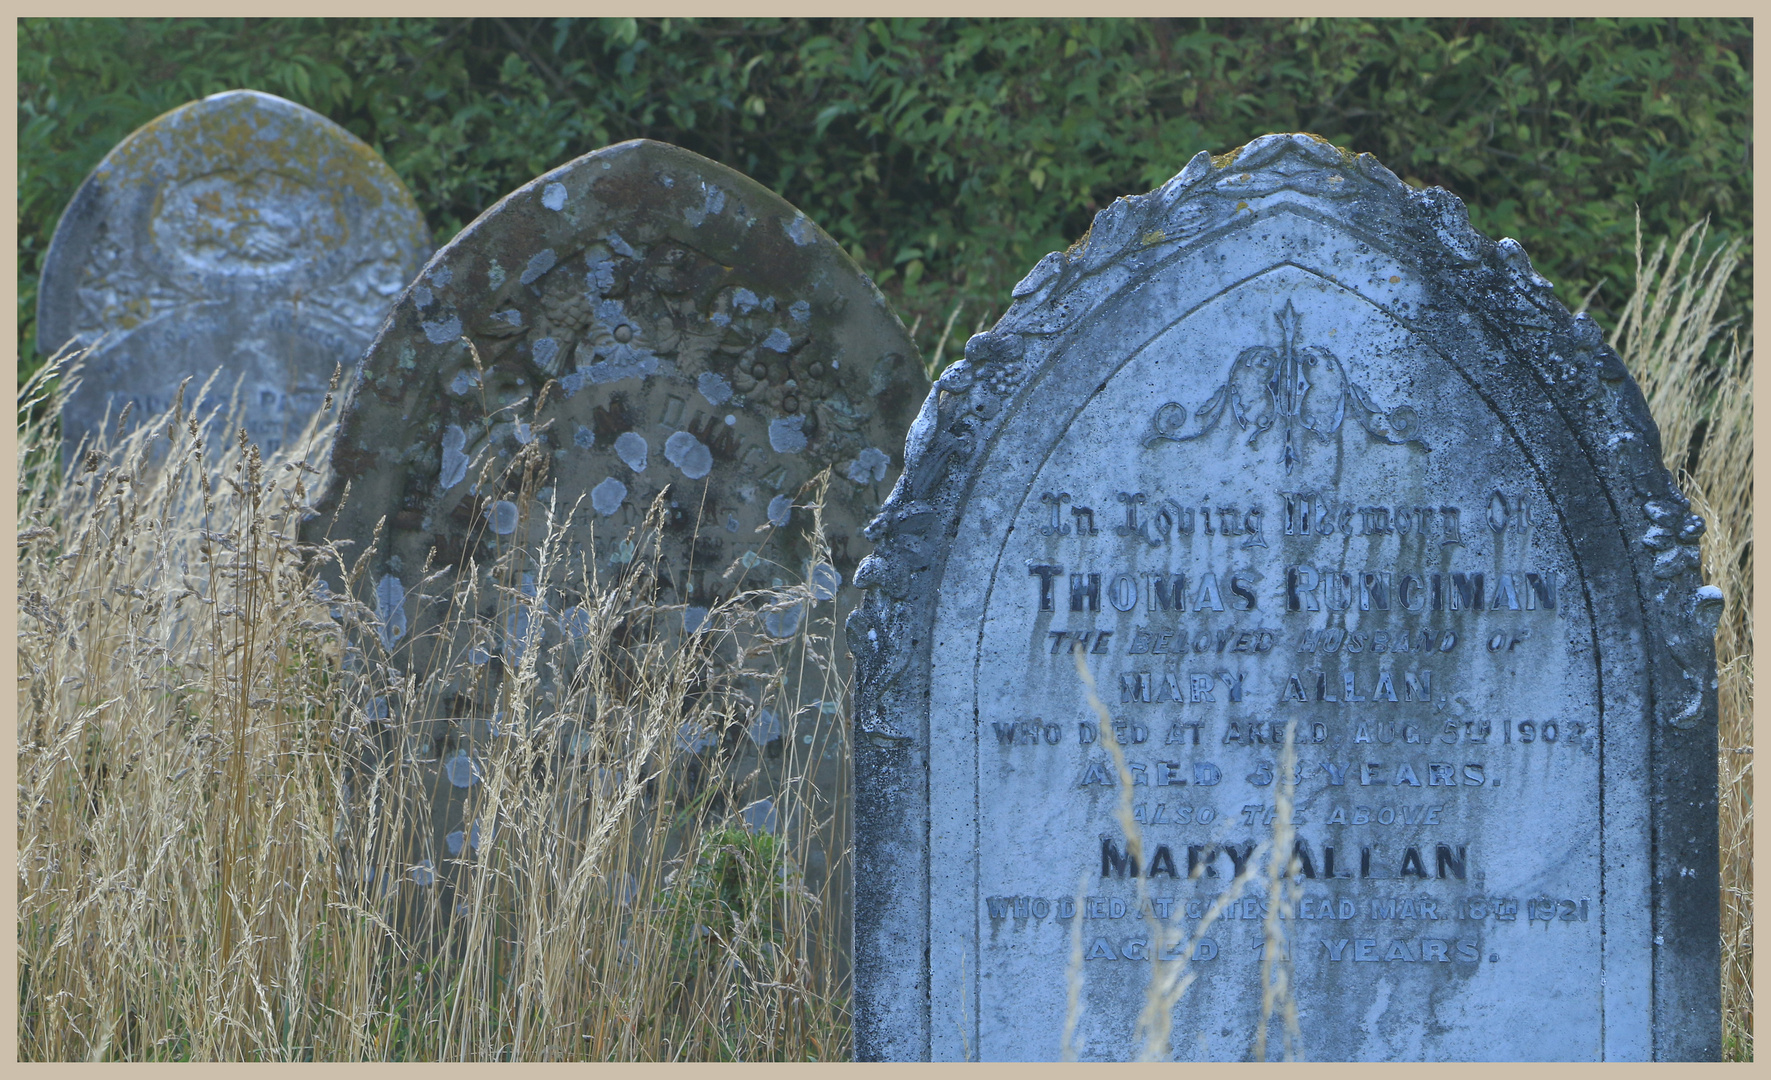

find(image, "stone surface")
[309,137,922,658]
[849,134,1720,1061]
[303,139,924,900]
[38,89,430,456]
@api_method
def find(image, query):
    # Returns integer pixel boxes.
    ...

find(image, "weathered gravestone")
[849,134,1721,1061]
[303,139,923,906]
[37,89,430,457]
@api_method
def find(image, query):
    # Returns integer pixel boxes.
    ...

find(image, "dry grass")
[1611,215,1754,1062]
[15,212,1751,1062]
[17,363,852,1060]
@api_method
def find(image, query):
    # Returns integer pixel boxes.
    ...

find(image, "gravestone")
[37,89,430,456]
[302,139,924,909]
[849,134,1720,1061]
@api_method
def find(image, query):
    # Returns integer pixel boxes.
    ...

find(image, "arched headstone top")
[848,133,1719,1061]
[38,89,430,454]
[857,131,1711,737]
[309,138,925,674]
[326,138,919,480]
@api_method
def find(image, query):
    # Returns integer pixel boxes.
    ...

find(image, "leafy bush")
[18,17,1752,383]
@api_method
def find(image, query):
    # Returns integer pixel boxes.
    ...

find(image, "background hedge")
[18,17,1753,383]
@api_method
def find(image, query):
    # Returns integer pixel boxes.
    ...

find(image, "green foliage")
[19,17,1752,384]
[668,824,797,959]
[661,822,820,1057]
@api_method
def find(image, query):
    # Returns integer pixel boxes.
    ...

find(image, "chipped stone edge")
[846,132,1719,1060]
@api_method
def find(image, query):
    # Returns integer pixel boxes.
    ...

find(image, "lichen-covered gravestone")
[303,139,923,899]
[849,134,1720,1061]
[37,89,430,456]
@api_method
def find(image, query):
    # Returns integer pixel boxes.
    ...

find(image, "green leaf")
[14,16,1753,391]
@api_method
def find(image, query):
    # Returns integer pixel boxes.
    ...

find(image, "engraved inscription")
[861,135,1679,1064]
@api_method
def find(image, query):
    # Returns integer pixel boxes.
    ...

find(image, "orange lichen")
[98,93,408,251]
[1210,143,1247,168]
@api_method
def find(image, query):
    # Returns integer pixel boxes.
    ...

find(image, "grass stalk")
[17,354,852,1060]
[1613,214,1753,1062]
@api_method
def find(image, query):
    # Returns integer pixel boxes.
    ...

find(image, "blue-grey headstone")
[37,89,430,457]
[849,134,1720,1061]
